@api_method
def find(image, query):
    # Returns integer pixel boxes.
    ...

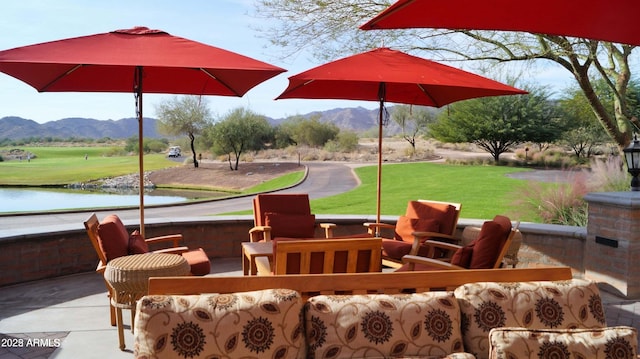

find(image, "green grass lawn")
[0,146,180,185]
[1,146,542,221]
[242,171,306,194]
[312,162,534,220]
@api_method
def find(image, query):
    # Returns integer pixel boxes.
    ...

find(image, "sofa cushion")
[265,212,316,238]
[488,326,637,359]
[454,279,607,359]
[134,289,304,359]
[97,214,130,262]
[393,216,440,243]
[305,291,465,358]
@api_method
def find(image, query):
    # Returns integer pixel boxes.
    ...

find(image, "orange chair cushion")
[405,201,457,234]
[468,220,511,269]
[265,212,316,238]
[393,216,440,243]
[253,194,311,226]
[97,215,130,262]
[181,248,211,276]
[128,229,149,255]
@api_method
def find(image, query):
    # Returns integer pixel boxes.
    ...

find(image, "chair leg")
[116,307,125,351]
[130,302,136,333]
[110,303,116,327]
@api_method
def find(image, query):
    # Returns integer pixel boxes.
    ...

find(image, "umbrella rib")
[40,64,83,92]
[416,84,441,107]
[199,68,242,97]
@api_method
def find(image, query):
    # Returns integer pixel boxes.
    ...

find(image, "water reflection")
[0,187,227,213]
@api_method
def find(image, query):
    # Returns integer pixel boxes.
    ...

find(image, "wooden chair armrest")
[401,255,466,271]
[420,240,462,252]
[411,231,458,242]
[145,234,183,248]
[409,234,462,256]
[249,225,272,242]
[153,246,190,255]
[319,223,337,238]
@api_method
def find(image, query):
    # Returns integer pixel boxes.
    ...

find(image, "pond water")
[0,187,227,213]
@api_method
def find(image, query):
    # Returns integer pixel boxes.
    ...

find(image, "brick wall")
[584,192,640,298]
[0,215,587,288]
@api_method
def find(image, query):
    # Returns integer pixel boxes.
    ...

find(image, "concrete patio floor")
[0,257,639,358]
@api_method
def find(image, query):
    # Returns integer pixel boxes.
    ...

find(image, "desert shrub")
[513,173,590,226]
[514,156,629,226]
[587,155,629,192]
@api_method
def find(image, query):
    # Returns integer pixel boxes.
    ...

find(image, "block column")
[584,192,640,298]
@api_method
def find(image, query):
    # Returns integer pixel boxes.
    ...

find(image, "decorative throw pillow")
[128,229,148,254]
[488,326,637,359]
[454,279,608,359]
[393,216,440,243]
[265,212,316,238]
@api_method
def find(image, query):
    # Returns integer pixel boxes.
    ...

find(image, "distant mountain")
[0,105,435,141]
[0,116,160,140]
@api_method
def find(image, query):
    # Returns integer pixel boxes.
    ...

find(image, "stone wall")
[0,215,587,288]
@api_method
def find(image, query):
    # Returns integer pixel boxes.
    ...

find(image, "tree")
[210,108,273,170]
[558,86,610,158]
[275,115,339,148]
[391,105,436,156]
[430,84,559,162]
[156,95,211,168]
[252,1,638,151]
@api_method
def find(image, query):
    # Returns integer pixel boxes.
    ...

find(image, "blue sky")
[0,1,579,124]
[0,0,384,124]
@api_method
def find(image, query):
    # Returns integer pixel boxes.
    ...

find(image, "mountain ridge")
[0,106,415,140]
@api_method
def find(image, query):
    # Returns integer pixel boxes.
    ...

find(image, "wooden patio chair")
[397,215,520,272]
[84,213,210,326]
[364,199,462,268]
[254,237,382,275]
[249,193,336,242]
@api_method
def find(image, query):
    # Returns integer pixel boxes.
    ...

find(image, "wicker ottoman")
[104,253,190,350]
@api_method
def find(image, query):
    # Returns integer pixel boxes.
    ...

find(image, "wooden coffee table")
[241,242,273,275]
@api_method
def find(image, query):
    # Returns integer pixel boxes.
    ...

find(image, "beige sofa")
[133,268,637,358]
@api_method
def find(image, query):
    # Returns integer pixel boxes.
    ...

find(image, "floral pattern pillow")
[454,279,607,359]
[488,326,637,359]
[134,289,304,359]
[305,291,465,359]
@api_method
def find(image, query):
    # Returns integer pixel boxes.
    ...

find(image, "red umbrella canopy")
[276,47,526,106]
[0,26,285,96]
[360,0,640,46]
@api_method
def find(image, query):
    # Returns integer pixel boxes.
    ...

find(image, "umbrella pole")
[376,83,385,228]
[136,66,145,238]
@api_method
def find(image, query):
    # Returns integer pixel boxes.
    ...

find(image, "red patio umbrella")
[360,0,640,46]
[276,47,526,224]
[0,26,286,236]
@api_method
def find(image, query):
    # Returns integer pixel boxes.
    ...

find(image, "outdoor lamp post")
[623,133,640,191]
